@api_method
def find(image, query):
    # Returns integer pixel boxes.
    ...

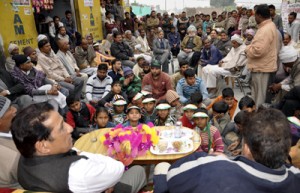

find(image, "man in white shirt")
[286,12,300,43]
[0,96,20,189]
[11,102,147,193]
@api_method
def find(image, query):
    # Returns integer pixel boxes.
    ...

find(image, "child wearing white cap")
[142,97,157,123]
[154,101,176,126]
[192,108,224,153]
[123,106,142,127]
[180,104,197,129]
[111,99,127,125]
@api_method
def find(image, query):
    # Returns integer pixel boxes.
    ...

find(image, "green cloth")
[120,75,141,94]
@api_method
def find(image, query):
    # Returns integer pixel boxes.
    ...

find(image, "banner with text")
[77,0,103,40]
[0,0,38,55]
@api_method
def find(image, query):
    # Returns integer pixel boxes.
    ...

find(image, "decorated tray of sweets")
[159,129,194,139]
[150,139,193,155]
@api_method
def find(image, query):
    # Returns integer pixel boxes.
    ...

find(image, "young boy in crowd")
[180,104,198,129]
[166,90,184,120]
[98,80,128,108]
[212,101,231,134]
[193,108,224,153]
[142,97,157,123]
[120,67,142,96]
[111,98,127,125]
[207,87,238,119]
[154,101,176,126]
[238,95,256,112]
[66,95,96,139]
[189,92,207,108]
[130,92,144,108]
[224,111,247,157]
[123,106,143,127]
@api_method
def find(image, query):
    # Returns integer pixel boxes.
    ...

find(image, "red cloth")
[142,72,173,100]
[66,103,96,128]
[180,114,195,129]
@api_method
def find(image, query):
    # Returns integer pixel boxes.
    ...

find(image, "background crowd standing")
[1,1,300,193]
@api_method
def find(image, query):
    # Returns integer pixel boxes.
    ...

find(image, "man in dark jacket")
[0,68,33,109]
[111,32,135,68]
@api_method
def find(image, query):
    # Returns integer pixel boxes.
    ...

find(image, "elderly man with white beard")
[202,34,247,92]
[177,25,202,65]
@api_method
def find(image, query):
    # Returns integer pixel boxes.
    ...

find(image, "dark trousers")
[171,47,180,57]
[278,86,300,117]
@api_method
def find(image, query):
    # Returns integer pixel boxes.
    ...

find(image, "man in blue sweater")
[154,108,300,193]
[176,68,210,105]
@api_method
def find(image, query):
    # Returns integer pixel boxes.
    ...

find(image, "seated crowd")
[1,3,300,193]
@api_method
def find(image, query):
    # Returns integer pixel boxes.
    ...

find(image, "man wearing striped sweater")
[176,68,210,105]
[86,64,112,106]
[154,109,300,193]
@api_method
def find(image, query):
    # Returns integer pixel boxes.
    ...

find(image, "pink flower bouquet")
[100,122,159,166]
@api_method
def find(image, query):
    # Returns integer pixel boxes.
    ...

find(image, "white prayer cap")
[187,25,197,32]
[45,16,53,23]
[279,46,298,63]
[37,34,48,42]
[231,34,243,45]
[8,43,19,54]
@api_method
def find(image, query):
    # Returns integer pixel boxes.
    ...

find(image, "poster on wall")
[77,0,103,40]
[12,0,30,6]
[0,0,38,56]
[84,0,94,7]
[281,2,300,32]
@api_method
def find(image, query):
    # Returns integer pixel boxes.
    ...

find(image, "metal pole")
[165,0,167,11]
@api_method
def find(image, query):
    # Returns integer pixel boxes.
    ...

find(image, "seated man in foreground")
[153,108,300,193]
[11,102,146,193]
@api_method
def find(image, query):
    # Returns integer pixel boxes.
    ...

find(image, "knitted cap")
[0,96,11,118]
[23,46,35,56]
[12,55,31,67]
[165,90,179,104]
[123,67,134,77]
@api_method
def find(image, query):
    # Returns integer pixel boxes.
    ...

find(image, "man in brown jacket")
[245,4,279,107]
[147,11,160,31]
[177,25,202,65]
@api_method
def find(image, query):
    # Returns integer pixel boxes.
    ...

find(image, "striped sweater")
[86,74,112,101]
[176,77,209,104]
[195,125,224,153]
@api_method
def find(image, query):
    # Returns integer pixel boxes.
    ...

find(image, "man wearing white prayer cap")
[202,34,247,91]
[269,46,300,101]
[177,25,202,65]
[5,43,19,72]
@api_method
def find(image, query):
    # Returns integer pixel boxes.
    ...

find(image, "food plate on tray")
[159,128,194,139]
[150,139,193,155]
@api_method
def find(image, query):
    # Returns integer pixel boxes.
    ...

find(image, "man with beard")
[215,31,232,57]
[142,60,173,100]
[86,63,112,106]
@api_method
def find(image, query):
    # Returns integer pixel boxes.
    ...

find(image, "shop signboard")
[0,0,37,55]
[76,0,103,40]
